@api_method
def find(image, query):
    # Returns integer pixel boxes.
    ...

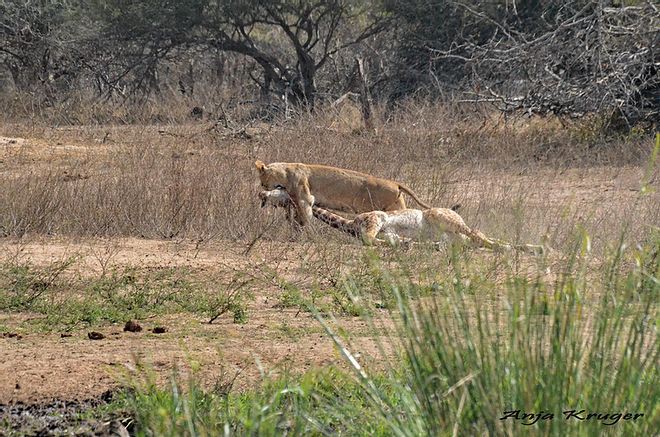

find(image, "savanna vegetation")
[0,0,657,435]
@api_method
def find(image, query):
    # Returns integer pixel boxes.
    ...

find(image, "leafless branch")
[431,2,659,129]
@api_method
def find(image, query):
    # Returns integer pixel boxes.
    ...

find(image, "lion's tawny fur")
[254,160,430,226]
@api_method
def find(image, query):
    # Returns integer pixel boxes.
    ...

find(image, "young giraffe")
[259,188,544,254]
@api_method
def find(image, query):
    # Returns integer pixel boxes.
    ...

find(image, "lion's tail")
[398,184,431,209]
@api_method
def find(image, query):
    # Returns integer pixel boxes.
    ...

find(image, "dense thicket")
[0,0,657,129]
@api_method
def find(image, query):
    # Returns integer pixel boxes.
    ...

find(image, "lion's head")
[254,160,288,190]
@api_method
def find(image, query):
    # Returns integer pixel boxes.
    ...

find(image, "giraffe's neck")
[311,206,359,237]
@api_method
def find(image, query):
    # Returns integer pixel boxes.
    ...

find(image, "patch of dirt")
[0,160,656,407]
[0,131,108,180]
[446,166,652,209]
[0,136,27,147]
[0,236,390,406]
[0,123,656,433]
[0,302,384,406]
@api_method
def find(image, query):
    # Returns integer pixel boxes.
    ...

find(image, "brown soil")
[0,128,656,410]
[0,236,393,405]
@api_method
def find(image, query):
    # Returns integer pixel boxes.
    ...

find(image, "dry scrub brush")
[0,103,656,254]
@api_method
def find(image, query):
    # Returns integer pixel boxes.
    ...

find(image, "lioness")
[260,188,544,255]
[254,160,430,225]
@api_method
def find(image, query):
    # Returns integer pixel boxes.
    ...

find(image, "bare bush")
[431,1,659,130]
[0,0,91,96]
[0,103,655,254]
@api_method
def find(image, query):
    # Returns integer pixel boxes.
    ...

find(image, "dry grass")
[0,101,656,257]
[0,100,656,420]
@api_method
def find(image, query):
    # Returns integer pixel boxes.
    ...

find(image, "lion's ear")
[254,160,267,171]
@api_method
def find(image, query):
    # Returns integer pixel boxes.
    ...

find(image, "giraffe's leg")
[361,228,379,245]
[511,243,545,255]
[380,231,410,248]
[465,230,499,250]
[359,215,383,246]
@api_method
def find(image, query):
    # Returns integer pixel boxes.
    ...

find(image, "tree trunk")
[260,71,272,103]
[355,58,375,132]
[298,52,316,108]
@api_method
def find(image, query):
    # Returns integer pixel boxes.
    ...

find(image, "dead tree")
[92,0,390,107]
[431,1,659,130]
[355,58,375,132]
[0,0,91,97]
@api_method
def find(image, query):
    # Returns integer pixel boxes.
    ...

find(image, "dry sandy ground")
[0,237,390,404]
[0,129,657,407]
